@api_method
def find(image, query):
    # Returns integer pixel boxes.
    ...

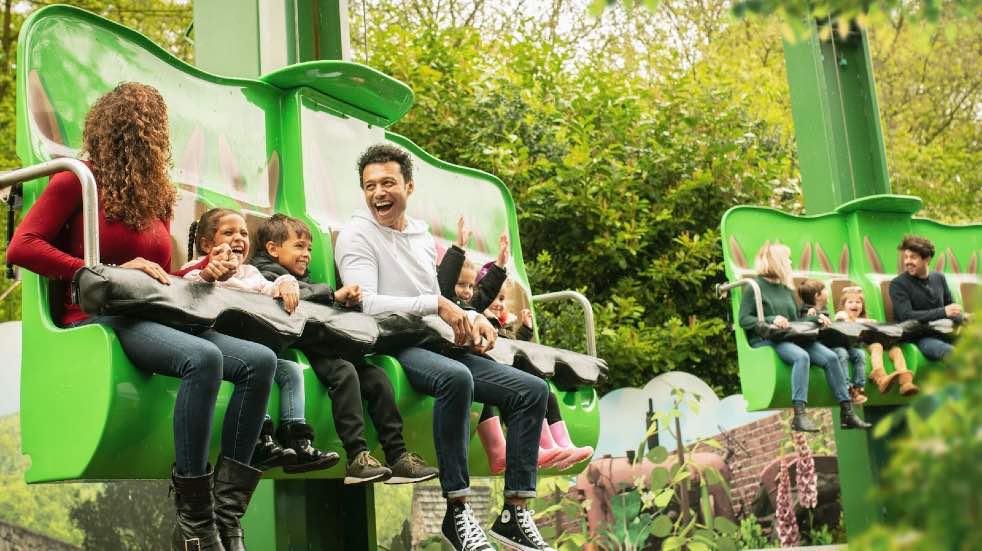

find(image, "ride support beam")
[783,18,900,541]
[193,0,351,78]
[783,19,892,214]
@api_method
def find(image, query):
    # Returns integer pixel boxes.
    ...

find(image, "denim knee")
[526,377,550,410]
[183,342,224,389]
[438,363,474,397]
[246,346,278,382]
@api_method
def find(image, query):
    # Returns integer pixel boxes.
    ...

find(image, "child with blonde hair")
[798,279,868,405]
[835,286,919,396]
[438,217,594,472]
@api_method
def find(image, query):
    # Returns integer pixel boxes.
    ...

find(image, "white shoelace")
[455,504,490,550]
[517,508,548,548]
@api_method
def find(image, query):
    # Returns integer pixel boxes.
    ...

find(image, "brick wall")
[721,409,836,515]
[0,520,80,551]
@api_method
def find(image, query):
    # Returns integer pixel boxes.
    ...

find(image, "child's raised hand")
[277,279,300,314]
[818,314,831,327]
[200,244,235,282]
[496,232,510,268]
[334,284,362,307]
[520,308,533,328]
[805,307,817,317]
[456,215,472,248]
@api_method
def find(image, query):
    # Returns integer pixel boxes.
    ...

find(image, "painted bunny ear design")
[934,253,946,273]
[261,151,281,213]
[969,252,978,275]
[799,242,812,271]
[729,236,748,268]
[838,244,849,274]
[863,236,884,273]
[815,243,833,273]
[946,249,960,274]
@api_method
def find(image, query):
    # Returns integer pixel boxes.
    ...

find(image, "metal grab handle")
[716,278,765,323]
[0,158,100,266]
[531,290,597,357]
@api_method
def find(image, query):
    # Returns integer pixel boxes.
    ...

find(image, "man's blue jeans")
[395,347,549,499]
[72,315,276,476]
[916,337,953,361]
[753,340,850,403]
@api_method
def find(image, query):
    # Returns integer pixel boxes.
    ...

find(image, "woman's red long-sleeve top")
[6,169,173,326]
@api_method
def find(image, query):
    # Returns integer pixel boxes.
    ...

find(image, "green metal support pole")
[783,18,900,540]
[192,2,373,549]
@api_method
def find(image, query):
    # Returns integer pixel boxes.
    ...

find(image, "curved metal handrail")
[716,278,765,322]
[531,290,597,357]
[0,158,99,266]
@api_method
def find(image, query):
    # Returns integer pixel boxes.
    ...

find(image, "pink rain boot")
[538,420,566,468]
[550,421,594,470]
[477,416,507,474]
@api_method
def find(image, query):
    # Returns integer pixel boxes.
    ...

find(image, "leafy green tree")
[70,481,172,551]
[0,414,99,545]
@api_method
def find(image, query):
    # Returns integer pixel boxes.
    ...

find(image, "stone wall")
[0,520,80,551]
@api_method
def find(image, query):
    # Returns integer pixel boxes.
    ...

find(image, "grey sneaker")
[385,451,439,485]
[343,451,391,485]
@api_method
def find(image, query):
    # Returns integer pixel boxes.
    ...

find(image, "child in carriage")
[834,286,919,397]
[183,208,340,474]
[438,216,593,472]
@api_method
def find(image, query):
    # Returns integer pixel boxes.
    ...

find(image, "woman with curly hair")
[7,82,275,551]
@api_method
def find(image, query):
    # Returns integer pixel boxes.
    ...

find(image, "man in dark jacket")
[888,235,964,360]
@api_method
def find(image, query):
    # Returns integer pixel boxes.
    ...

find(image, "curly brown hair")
[82,82,176,230]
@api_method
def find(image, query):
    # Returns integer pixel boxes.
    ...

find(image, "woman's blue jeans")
[72,315,276,476]
[753,340,850,404]
[395,347,549,499]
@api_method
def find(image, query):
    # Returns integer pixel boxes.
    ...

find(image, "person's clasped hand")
[277,279,300,314]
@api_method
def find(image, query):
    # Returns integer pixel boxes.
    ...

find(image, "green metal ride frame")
[743,19,982,540]
[14,4,602,549]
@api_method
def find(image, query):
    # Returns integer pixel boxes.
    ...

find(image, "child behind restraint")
[184,208,339,474]
[437,216,594,474]
[249,213,439,485]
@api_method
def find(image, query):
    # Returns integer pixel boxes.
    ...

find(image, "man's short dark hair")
[898,235,935,260]
[357,144,413,186]
[797,278,825,306]
[256,213,312,249]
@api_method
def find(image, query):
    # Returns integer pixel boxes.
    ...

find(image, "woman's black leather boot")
[170,465,225,551]
[213,456,263,551]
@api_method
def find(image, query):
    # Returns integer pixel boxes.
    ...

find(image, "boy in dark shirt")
[251,214,438,485]
[888,235,964,360]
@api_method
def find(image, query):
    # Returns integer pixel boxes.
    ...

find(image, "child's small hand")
[520,308,533,328]
[806,307,817,317]
[818,314,831,327]
[834,311,848,322]
[496,232,510,268]
[334,284,362,307]
[278,279,300,314]
[456,215,472,248]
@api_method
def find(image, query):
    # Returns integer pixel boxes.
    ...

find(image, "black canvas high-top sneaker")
[489,503,557,551]
[441,501,493,551]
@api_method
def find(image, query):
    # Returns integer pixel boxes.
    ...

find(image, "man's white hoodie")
[335,210,478,320]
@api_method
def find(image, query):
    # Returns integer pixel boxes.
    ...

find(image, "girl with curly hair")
[7,82,275,551]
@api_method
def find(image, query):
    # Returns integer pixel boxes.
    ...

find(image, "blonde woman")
[737,243,870,432]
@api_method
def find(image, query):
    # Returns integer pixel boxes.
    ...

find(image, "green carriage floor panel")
[261,61,414,127]
[721,203,981,411]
